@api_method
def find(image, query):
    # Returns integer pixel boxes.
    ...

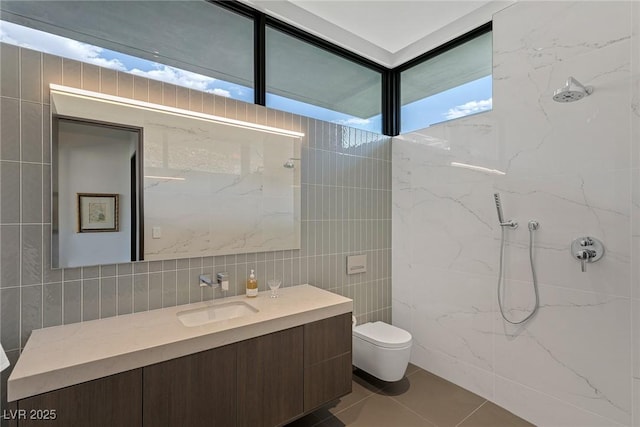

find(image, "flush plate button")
[347,254,367,275]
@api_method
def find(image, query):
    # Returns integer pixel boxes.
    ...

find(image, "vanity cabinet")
[12,313,351,427]
[143,343,237,427]
[15,368,142,427]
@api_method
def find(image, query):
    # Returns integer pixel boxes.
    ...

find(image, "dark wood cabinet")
[17,368,142,427]
[14,313,352,427]
[143,343,236,427]
[237,326,303,427]
[303,313,352,412]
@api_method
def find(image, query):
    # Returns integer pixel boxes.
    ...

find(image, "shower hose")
[497,222,540,324]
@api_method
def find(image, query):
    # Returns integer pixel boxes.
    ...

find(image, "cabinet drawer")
[304,313,352,366]
[17,369,142,427]
[237,326,303,427]
[143,344,236,427]
[303,312,352,413]
[304,352,352,411]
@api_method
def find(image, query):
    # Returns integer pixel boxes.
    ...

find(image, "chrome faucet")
[199,274,219,289]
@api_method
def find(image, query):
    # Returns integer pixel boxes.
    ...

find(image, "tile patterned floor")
[286,364,534,427]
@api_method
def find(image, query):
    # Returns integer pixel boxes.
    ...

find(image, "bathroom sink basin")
[177,301,259,327]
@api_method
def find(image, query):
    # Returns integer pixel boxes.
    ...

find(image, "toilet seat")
[353,321,412,349]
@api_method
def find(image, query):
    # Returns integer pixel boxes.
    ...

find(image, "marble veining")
[526,331,625,415]
[493,286,631,424]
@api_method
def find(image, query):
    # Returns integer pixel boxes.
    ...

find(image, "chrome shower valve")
[571,236,604,272]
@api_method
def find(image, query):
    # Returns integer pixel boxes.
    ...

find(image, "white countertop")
[8,284,352,402]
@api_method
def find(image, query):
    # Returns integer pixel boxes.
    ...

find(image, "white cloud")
[0,21,126,71]
[129,64,217,92]
[333,117,371,126]
[444,98,492,120]
[210,88,231,97]
[0,20,242,101]
[0,26,19,45]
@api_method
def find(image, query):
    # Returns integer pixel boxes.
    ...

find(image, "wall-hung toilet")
[352,320,412,382]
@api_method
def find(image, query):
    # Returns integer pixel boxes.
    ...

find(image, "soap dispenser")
[246,269,258,298]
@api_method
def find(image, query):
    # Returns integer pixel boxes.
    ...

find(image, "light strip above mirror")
[50,84,305,138]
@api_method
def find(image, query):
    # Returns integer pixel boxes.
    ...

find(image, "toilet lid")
[353,321,412,349]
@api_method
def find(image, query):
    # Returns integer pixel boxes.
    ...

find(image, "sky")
[401,75,493,133]
[0,20,492,134]
[0,20,253,101]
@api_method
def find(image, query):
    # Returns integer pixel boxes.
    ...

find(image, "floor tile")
[285,411,325,427]
[286,365,528,427]
[286,370,381,427]
[381,370,486,427]
[352,368,396,393]
[457,402,534,427]
[316,394,436,427]
[406,363,421,376]
[329,371,381,412]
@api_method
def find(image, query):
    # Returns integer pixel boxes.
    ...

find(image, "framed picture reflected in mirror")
[77,193,119,232]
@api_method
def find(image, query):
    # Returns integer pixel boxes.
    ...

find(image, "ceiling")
[241,0,513,67]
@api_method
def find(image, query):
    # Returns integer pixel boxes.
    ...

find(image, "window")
[0,1,492,136]
[400,30,492,133]
[0,1,254,102]
[265,26,382,133]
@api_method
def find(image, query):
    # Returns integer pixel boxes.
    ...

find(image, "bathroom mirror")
[51,85,302,268]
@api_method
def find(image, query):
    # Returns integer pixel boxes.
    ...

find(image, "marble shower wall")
[392,1,639,426]
[633,0,640,423]
[0,43,392,415]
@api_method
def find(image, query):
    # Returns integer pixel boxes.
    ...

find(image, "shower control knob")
[575,249,596,273]
[579,237,594,247]
[575,249,595,259]
[571,236,604,273]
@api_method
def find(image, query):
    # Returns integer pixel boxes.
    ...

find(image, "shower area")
[391,1,640,426]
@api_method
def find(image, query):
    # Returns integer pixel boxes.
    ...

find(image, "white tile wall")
[393,1,639,425]
[632,1,640,424]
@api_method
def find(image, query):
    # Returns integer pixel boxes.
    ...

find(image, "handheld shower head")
[493,193,505,224]
[493,193,518,229]
[552,76,593,103]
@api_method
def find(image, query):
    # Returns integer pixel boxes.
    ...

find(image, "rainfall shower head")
[283,158,300,169]
[552,76,593,103]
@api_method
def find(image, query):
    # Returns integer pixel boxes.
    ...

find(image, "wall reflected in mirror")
[143,113,300,260]
[51,85,302,269]
[52,118,143,268]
